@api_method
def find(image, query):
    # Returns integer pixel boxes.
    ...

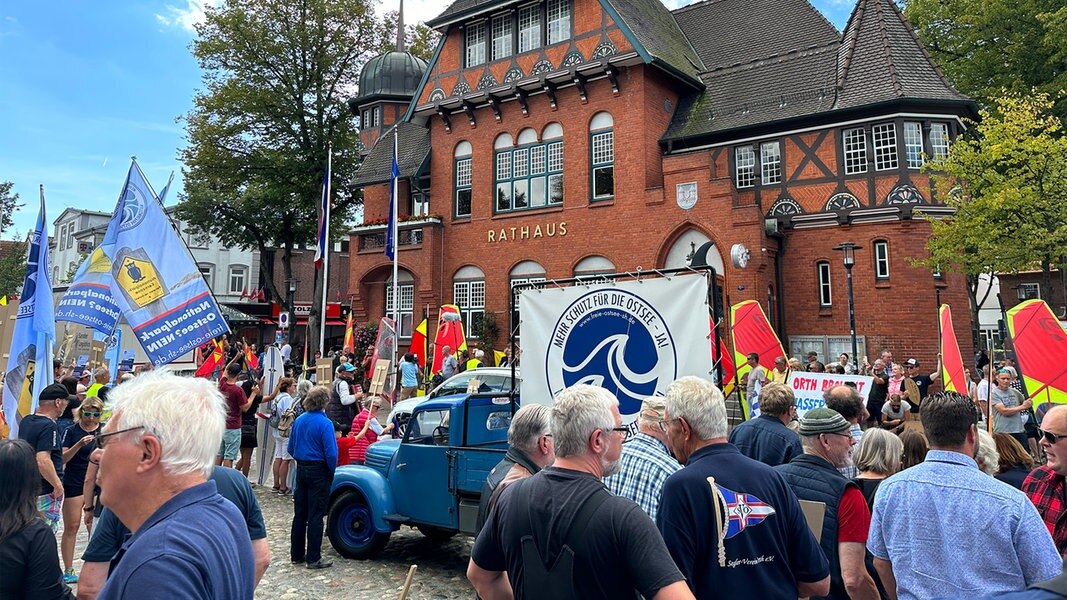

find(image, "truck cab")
[326,392,515,559]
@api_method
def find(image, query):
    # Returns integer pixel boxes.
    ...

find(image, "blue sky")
[0,0,855,239]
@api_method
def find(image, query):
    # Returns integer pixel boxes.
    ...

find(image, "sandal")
[279,487,292,495]
[271,486,282,494]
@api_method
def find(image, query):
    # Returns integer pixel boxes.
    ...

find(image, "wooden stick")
[398,564,417,599]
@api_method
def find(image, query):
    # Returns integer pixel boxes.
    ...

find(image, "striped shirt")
[605,432,681,522]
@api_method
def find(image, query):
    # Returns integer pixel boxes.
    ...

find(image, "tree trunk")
[967,274,982,355]
[1042,258,1054,306]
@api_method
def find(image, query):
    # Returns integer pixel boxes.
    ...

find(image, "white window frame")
[790,336,868,365]
[198,263,215,290]
[547,0,570,44]
[455,151,472,218]
[873,240,890,280]
[386,283,415,337]
[591,131,614,200]
[760,141,781,185]
[491,14,513,61]
[518,5,541,52]
[1019,283,1041,300]
[228,266,247,295]
[735,146,755,188]
[873,123,898,171]
[453,279,486,337]
[817,261,832,306]
[904,122,924,169]
[843,127,867,175]
[466,21,487,67]
[930,123,950,160]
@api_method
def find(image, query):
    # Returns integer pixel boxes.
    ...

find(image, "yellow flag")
[0,296,7,306]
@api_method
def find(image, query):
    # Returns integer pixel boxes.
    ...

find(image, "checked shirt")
[1023,465,1067,555]
[604,432,681,522]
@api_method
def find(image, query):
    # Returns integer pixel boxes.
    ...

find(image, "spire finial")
[396,0,405,52]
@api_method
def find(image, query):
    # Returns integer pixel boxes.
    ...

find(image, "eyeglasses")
[1041,430,1067,445]
[81,411,101,419]
[96,426,146,449]
[822,432,854,444]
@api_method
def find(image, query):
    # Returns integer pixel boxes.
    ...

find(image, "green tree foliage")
[0,239,28,298]
[923,93,1067,341]
[376,12,440,61]
[0,181,22,235]
[905,0,1067,119]
[177,0,386,354]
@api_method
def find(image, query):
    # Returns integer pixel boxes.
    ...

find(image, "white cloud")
[155,0,221,32]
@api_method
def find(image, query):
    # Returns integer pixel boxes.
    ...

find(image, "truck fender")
[329,465,397,533]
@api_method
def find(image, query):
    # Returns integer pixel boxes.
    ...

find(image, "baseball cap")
[40,383,77,403]
[904,359,919,367]
[338,363,357,373]
[797,408,851,436]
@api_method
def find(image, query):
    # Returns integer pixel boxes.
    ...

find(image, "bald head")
[1042,405,1067,476]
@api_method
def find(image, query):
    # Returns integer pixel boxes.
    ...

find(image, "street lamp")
[833,242,861,369]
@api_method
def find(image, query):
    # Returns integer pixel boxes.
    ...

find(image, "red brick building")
[347,0,977,366]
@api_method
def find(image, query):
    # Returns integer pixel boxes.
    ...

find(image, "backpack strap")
[508,478,611,597]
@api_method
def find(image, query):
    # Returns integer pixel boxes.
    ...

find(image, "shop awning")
[219,304,261,325]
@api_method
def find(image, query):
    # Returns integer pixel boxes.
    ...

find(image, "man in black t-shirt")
[904,356,941,412]
[18,383,77,531]
[468,384,692,600]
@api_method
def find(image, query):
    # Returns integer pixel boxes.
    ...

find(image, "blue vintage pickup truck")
[326,392,515,559]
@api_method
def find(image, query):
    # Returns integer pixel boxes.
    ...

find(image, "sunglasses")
[1041,430,1067,445]
[81,411,101,419]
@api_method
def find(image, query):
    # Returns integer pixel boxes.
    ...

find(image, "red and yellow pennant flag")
[244,344,259,371]
[431,305,467,374]
[1006,299,1067,406]
[710,328,737,397]
[410,318,428,368]
[343,312,355,352]
[730,300,786,420]
[939,305,968,394]
[194,339,225,378]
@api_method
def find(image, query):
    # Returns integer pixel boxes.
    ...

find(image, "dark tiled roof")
[672,0,839,71]
[427,0,495,28]
[602,0,703,83]
[834,0,969,109]
[664,0,971,145]
[664,42,840,140]
[353,122,430,186]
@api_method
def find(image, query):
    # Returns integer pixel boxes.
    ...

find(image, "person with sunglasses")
[1024,405,1067,554]
[58,396,103,584]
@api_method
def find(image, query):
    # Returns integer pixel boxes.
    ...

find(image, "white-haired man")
[95,371,255,599]
[476,403,555,531]
[605,396,680,521]
[658,376,829,599]
[468,384,693,600]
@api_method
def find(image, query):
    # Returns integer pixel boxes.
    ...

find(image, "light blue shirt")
[604,432,681,522]
[868,450,1060,600]
[400,360,419,387]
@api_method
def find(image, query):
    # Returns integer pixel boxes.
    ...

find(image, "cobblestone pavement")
[62,468,476,599]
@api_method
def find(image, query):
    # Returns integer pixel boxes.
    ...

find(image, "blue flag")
[3,187,55,438]
[314,156,330,268]
[58,172,175,334]
[386,143,400,260]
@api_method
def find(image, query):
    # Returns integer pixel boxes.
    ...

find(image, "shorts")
[218,429,241,461]
[241,433,258,449]
[273,435,292,461]
[400,386,418,400]
[37,495,62,531]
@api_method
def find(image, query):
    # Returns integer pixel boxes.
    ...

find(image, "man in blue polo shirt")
[658,376,829,599]
[728,382,802,467]
[287,384,338,569]
[94,371,254,599]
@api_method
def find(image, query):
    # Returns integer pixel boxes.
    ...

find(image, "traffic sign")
[279,311,290,329]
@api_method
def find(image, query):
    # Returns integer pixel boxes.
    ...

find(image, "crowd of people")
[7,341,1067,599]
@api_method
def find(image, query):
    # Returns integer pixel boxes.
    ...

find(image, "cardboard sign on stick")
[369,359,391,395]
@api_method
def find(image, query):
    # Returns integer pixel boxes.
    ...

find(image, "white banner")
[786,371,874,417]
[520,274,713,426]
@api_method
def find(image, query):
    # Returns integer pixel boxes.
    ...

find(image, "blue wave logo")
[547,289,676,417]
[118,180,149,231]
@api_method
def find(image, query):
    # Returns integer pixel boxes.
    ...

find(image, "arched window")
[386,270,415,337]
[455,141,473,218]
[454,266,486,337]
[574,255,616,280]
[590,112,614,200]
[496,125,563,213]
[510,261,546,338]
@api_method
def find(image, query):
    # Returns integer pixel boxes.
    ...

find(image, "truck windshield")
[405,408,449,445]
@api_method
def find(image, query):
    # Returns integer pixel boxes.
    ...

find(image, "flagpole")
[319,143,332,357]
[391,129,400,380]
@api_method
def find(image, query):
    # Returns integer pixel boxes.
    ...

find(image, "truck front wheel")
[327,491,391,559]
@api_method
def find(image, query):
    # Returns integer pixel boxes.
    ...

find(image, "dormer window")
[492,14,513,61]
[547,0,571,44]
[462,1,570,68]
[518,5,541,52]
